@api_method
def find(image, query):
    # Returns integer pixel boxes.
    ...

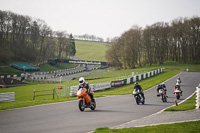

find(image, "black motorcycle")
[157,88,167,102]
[132,89,145,105]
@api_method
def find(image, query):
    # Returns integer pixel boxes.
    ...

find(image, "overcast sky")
[0,0,200,40]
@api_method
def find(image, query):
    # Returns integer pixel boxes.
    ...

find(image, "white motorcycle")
[174,89,182,99]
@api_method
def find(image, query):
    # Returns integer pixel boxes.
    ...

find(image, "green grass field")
[0,67,21,75]
[75,40,108,62]
[93,120,200,133]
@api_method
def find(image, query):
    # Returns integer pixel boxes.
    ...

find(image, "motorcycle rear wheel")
[90,103,96,110]
[161,95,166,102]
[163,95,167,102]
[142,99,145,104]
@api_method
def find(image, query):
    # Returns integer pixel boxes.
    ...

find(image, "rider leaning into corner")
[133,82,145,99]
[78,77,94,100]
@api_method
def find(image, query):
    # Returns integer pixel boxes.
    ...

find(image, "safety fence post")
[136,75,139,81]
[196,84,200,109]
[33,89,35,100]
[141,74,144,80]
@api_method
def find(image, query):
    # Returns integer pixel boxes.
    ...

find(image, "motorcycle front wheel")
[162,95,167,102]
[79,100,85,111]
[135,96,139,105]
[176,95,180,99]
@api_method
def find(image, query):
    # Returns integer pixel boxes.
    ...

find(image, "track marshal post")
[174,98,178,106]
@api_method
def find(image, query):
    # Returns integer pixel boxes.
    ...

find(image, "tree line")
[0,10,76,65]
[106,16,200,69]
[74,34,104,42]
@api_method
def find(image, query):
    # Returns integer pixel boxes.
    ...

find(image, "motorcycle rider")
[133,82,145,99]
[174,83,182,96]
[157,83,167,97]
[78,77,94,100]
[161,82,168,97]
[157,84,162,95]
[177,77,181,84]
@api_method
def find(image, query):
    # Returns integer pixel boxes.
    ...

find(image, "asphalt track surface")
[0,72,200,133]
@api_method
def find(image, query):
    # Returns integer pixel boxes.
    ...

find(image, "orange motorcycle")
[77,87,96,111]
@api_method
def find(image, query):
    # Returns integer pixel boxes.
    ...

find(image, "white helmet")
[79,77,85,84]
[176,83,179,85]
[134,82,138,85]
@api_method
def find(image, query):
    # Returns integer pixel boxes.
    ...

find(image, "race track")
[0,72,199,133]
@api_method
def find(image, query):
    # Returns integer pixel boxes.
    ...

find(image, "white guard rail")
[196,84,200,109]
[0,92,15,102]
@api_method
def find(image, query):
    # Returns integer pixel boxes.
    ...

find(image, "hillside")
[75,40,109,62]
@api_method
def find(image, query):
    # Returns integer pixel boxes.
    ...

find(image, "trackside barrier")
[26,79,60,84]
[0,92,15,102]
[70,68,164,96]
[196,84,200,109]
[93,82,111,91]
[127,78,131,84]
[0,65,81,79]
[111,80,124,87]
[70,86,78,96]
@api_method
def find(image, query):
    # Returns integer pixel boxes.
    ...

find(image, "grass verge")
[165,94,196,111]
[93,120,200,133]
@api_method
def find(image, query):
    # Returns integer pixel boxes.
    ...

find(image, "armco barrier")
[0,92,15,102]
[93,82,111,91]
[127,78,131,84]
[70,68,164,96]
[0,65,81,79]
[111,80,124,87]
[130,77,133,83]
[70,86,78,96]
